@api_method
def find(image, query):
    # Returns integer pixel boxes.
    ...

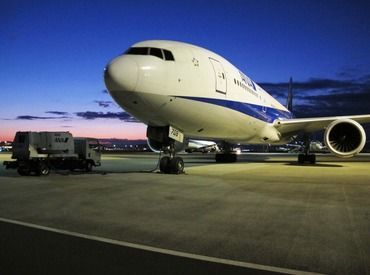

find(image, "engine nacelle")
[147,138,187,153]
[324,119,366,158]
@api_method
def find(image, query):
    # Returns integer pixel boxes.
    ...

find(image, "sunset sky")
[1,0,370,141]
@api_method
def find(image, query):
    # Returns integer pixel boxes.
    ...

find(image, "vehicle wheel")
[17,167,30,176]
[159,156,171,173]
[85,161,93,172]
[170,157,184,174]
[38,162,50,176]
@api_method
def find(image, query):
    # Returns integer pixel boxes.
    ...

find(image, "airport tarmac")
[0,152,369,274]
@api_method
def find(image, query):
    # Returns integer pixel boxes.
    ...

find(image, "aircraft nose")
[104,56,138,92]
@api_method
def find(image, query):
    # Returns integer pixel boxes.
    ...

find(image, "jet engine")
[324,119,366,158]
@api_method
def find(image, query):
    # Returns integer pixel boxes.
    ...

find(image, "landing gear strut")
[159,140,184,174]
[298,135,316,164]
[215,142,237,163]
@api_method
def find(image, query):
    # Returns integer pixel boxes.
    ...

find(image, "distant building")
[99,139,149,152]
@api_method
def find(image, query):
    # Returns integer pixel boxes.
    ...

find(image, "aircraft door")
[209,58,227,94]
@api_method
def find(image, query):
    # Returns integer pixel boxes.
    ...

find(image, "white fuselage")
[104,40,292,144]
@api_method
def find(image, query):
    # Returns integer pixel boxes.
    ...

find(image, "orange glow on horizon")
[1,120,147,141]
[0,131,146,141]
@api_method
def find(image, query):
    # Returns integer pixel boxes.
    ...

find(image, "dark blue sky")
[1,0,370,140]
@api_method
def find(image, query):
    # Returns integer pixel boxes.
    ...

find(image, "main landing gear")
[215,142,237,163]
[297,135,316,164]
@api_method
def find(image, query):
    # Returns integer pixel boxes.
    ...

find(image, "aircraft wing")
[273,114,370,137]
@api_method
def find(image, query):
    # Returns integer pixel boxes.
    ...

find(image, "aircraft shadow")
[185,160,344,168]
[285,162,343,168]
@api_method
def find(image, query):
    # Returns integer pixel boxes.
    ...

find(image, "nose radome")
[104,56,138,92]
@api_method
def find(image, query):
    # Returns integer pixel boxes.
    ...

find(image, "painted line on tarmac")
[0,217,323,275]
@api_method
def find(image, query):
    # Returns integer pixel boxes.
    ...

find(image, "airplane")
[146,137,218,154]
[104,40,370,174]
[185,139,218,153]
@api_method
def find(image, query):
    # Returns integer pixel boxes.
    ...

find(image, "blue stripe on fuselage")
[176,96,293,123]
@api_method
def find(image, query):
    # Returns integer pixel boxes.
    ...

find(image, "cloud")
[74,111,138,122]
[336,68,362,79]
[294,89,370,117]
[16,115,65,120]
[13,111,71,120]
[260,78,363,95]
[45,111,69,115]
[259,73,370,117]
[94,100,113,108]
[10,109,138,123]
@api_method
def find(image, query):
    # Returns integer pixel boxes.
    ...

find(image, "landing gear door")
[209,58,227,94]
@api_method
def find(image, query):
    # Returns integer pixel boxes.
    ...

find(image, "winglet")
[286,77,293,112]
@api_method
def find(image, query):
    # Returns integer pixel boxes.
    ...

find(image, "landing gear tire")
[170,156,184,174]
[160,156,171,174]
[298,154,316,164]
[159,156,184,174]
[215,153,237,163]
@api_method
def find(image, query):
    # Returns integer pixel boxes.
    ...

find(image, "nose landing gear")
[147,125,185,174]
[159,155,184,174]
[159,140,185,174]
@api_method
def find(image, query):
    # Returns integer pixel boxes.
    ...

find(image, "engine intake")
[324,119,366,158]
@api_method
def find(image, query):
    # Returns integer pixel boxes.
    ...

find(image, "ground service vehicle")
[3,131,101,176]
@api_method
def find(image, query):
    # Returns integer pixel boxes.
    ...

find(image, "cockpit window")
[125,47,149,55]
[163,50,175,61]
[124,47,175,61]
[149,48,163,59]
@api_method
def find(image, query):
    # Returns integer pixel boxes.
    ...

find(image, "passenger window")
[163,50,175,61]
[125,47,149,55]
[149,48,163,59]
